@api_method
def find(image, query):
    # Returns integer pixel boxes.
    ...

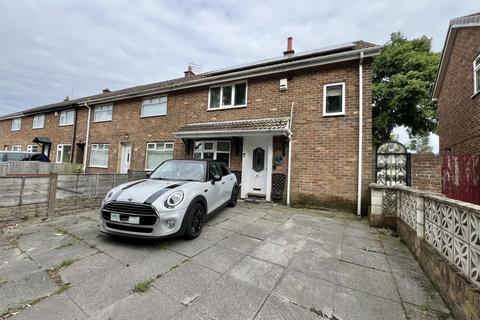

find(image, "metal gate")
[376,141,411,186]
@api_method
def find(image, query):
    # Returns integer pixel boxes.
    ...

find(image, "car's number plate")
[111,213,120,222]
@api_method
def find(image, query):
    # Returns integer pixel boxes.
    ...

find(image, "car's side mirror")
[146,172,151,178]
[211,174,221,184]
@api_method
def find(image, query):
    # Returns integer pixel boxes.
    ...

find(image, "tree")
[407,134,433,153]
[373,32,440,144]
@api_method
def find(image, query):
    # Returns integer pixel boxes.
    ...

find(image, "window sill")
[140,114,167,119]
[10,130,20,132]
[323,112,345,117]
[207,105,247,112]
[59,123,74,127]
[89,165,109,169]
[93,120,112,123]
[32,127,44,130]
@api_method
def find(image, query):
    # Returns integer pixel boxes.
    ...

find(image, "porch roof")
[173,117,290,138]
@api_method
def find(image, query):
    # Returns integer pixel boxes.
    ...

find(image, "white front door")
[241,136,273,201]
[119,143,132,174]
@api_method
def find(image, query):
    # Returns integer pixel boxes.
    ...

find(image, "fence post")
[19,177,25,206]
[128,169,133,181]
[416,194,425,239]
[396,189,401,217]
[47,172,58,218]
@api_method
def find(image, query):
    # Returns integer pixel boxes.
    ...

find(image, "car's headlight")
[164,191,184,208]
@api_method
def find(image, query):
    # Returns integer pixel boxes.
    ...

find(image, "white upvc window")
[94,104,113,122]
[323,82,346,116]
[12,145,21,151]
[59,109,75,126]
[193,140,231,166]
[11,118,21,131]
[141,96,167,117]
[90,144,109,168]
[208,81,247,110]
[32,114,45,129]
[27,145,39,152]
[56,144,72,163]
[474,54,480,95]
[145,142,174,170]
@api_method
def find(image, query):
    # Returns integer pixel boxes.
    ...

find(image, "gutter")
[357,51,364,217]
[82,102,91,173]
[173,128,290,138]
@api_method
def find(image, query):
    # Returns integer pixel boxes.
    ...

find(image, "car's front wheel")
[227,185,238,207]
[183,202,205,239]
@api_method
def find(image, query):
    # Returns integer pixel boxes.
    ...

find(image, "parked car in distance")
[0,151,50,162]
[100,159,239,239]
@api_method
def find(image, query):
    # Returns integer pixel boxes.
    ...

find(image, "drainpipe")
[71,108,78,163]
[286,102,294,206]
[357,51,364,217]
[83,102,92,173]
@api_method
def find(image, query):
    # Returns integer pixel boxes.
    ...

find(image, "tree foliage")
[407,134,433,153]
[373,32,440,144]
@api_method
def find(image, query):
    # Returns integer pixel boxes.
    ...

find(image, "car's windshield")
[150,160,205,181]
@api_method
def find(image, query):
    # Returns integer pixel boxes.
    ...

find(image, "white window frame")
[56,144,72,163]
[93,104,113,122]
[89,144,110,168]
[12,145,21,151]
[59,109,75,126]
[27,145,39,152]
[208,81,248,111]
[141,95,168,118]
[474,54,480,95]
[323,82,346,117]
[11,118,21,131]
[32,114,45,129]
[145,142,174,170]
[193,140,231,166]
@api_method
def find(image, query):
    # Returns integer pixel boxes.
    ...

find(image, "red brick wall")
[410,153,441,193]
[438,27,480,155]
[0,59,374,212]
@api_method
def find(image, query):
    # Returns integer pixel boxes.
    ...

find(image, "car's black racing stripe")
[110,179,147,201]
[143,182,187,205]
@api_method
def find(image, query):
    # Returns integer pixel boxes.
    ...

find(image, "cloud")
[0,0,477,116]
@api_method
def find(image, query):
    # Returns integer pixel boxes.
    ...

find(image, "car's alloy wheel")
[184,202,205,239]
[191,206,204,235]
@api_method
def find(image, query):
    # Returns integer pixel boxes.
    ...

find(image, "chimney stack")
[283,36,295,56]
[184,64,195,77]
[102,88,111,93]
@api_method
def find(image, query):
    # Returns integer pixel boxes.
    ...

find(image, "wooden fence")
[442,155,480,205]
[0,161,79,176]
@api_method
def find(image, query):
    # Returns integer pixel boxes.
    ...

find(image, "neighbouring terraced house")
[0,38,381,213]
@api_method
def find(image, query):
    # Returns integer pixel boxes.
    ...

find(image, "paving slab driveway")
[0,201,454,320]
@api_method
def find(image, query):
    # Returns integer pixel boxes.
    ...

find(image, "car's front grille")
[102,201,158,226]
[106,223,153,233]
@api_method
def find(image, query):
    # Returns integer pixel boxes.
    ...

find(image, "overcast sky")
[0,1,477,151]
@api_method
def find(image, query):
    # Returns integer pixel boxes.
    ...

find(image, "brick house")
[433,12,480,154]
[0,38,380,213]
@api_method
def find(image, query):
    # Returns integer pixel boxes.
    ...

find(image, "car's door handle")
[221,182,225,184]
[204,189,208,193]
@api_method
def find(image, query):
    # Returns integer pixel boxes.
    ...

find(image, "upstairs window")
[59,110,75,126]
[209,82,247,110]
[90,144,109,168]
[12,145,21,151]
[323,83,345,116]
[141,96,167,117]
[474,54,480,95]
[32,114,45,129]
[94,104,113,122]
[145,142,174,170]
[56,144,72,163]
[11,118,21,131]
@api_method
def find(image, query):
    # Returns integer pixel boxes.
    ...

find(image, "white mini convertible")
[100,159,238,239]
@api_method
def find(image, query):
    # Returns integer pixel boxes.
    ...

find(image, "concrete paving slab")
[29,241,97,268]
[236,222,275,240]
[205,211,239,226]
[17,231,74,256]
[0,247,27,264]
[343,235,384,253]
[191,275,268,320]
[341,245,390,272]
[0,257,40,282]
[217,233,261,254]
[154,261,221,305]
[171,307,214,320]
[273,270,336,316]
[254,295,323,320]
[265,229,307,249]
[306,229,343,248]
[11,294,87,320]
[261,212,291,223]
[337,261,400,301]
[404,302,454,320]
[164,238,216,258]
[93,237,156,263]
[395,274,450,314]
[0,270,57,313]
[60,252,123,285]
[344,226,380,240]
[253,218,284,230]
[193,245,245,273]
[289,251,339,283]
[229,214,260,224]
[226,256,283,291]
[388,254,425,279]
[250,241,295,267]
[382,238,416,259]
[297,238,341,258]
[90,287,184,320]
[198,226,234,243]
[333,286,406,320]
